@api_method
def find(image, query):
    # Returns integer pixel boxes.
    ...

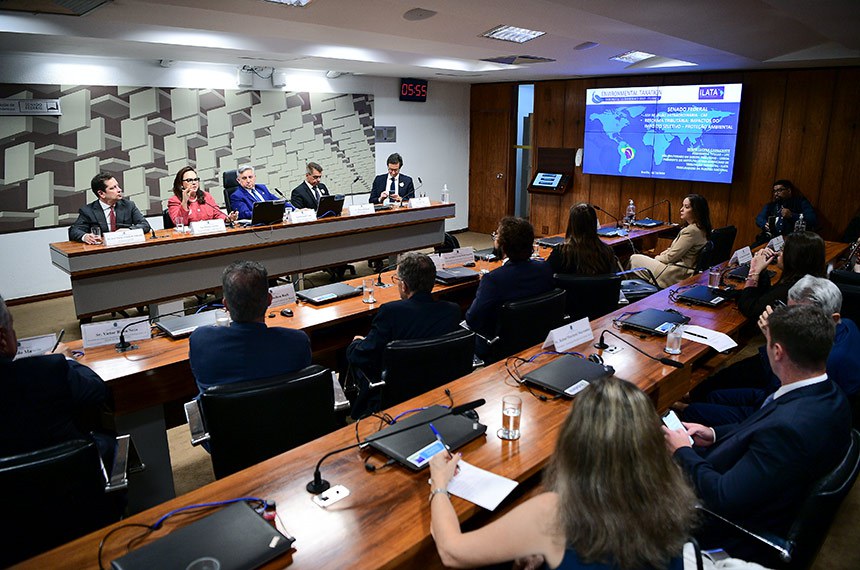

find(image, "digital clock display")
[400,78,428,102]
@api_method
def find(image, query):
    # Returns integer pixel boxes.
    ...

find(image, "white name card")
[428,253,445,272]
[268,283,297,308]
[103,229,146,247]
[729,246,752,265]
[289,209,317,224]
[348,203,376,216]
[542,318,594,352]
[15,333,57,360]
[408,196,431,208]
[81,317,152,349]
[767,234,785,252]
[190,218,227,236]
[441,247,476,268]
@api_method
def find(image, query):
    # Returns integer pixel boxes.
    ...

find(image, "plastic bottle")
[625,199,636,227]
[794,213,806,233]
[440,184,450,204]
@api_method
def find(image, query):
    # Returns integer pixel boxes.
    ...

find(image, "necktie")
[759,393,775,410]
[252,188,263,202]
[109,205,117,232]
[389,177,396,196]
[313,185,320,206]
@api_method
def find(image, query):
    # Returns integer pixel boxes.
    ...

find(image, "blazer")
[229,184,279,220]
[290,181,330,210]
[68,198,151,241]
[369,173,415,204]
[167,191,226,225]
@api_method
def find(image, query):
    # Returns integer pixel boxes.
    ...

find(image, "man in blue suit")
[189,260,311,393]
[228,165,282,220]
[665,304,852,563]
[369,153,415,205]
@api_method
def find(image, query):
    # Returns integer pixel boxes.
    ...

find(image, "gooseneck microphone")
[375,261,398,288]
[114,301,214,353]
[307,398,486,494]
[594,329,684,369]
[593,205,622,228]
[272,187,286,198]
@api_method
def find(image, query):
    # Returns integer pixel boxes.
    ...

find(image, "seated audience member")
[628,194,711,288]
[665,304,852,563]
[290,162,331,210]
[347,252,460,417]
[753,179,817,246]
[736,230,825,319]
[547,203,620,275]
[369,152,416,205]
[683,275,860,426]
[229,165,281,220]
[429,376,696,569]
[69,171,151,244]
[465,217,554,357]
[189,260,311,392]
[168,166,238,226]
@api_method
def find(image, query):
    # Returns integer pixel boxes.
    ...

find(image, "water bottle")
[440,184,450,204]
[794,213,806,233]
[624,199,636,227]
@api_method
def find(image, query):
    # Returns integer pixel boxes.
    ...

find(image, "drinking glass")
[665,325,684,355]
[90,226,102,244]
[497,395,522,440]
[708,267,721,289]
[362,278,376,304]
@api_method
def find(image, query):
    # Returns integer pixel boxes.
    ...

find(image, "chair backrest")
[222,169,239,211]
[830,269,860,324]
[492,288,567,360]
[381,329,475,409]
[694,240,716,273]
[434,232,461,254]
[710,225,738,265]
[200,365,339,479]
[553,273,621,322]
[0,439,120,566]
[162,208,175,229]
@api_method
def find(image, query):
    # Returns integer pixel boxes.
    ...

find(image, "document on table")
[682,325,738,353]
[446,460,518,511]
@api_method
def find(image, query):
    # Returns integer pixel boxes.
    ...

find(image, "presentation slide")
[582,84,742,184]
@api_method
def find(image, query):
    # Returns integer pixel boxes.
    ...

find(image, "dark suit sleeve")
[66,360,109,409]
[369,175,384,204]
[346,305,394,376]
[290,184,312,209]
[399,175,415,201]
[230,190,254,219]
[124,200,151,233]
[755,203,771,230]
[68,204,100,241]
[465,274,499,337]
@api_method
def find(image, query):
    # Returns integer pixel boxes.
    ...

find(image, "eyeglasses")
[183,178,200,183]
[773,187,788,194]
[391,274,401,284]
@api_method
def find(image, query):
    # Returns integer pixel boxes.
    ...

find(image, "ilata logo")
[699,86,725,100]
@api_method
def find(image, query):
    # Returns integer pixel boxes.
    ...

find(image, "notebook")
[110,501,293,570]
[675,285,728,307]
[618,308,690,336]
[632,218,663,227]
[522,355,614,397]
[436,266,480,285]
[155,310,219,338]
[366,405,487,470]
[295,282,362,305]
[536,236,565,247]
[250,200,286,225]
[316,194,345,218]
[597,227,628,237]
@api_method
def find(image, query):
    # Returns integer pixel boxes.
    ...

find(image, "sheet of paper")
[681,324,738,353]
[446,460,518,511]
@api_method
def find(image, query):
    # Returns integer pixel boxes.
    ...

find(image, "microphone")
[415,177,424,190]
[593,205,622,228]
[593,329,684,369]
[114,301,215,353]
[353,176,360,183]
[307,398,486,494]
[635,200,672,225]
[272,187,286,198]
[375,261,398,288]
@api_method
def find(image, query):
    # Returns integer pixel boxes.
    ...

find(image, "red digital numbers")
[400,79,427,101]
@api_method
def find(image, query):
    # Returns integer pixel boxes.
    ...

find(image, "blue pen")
[429,422,453,459]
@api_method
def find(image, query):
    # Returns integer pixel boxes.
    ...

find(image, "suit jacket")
[755,195,818,233]
[189,321,312,392]
[0,354,108,457]
[346,292,461,379]
[68,198,151,241]
[629,224,707,288]
[229,184,279,220]
[167,191,226,225]
[369,173,415,204]
[290,181,330,210]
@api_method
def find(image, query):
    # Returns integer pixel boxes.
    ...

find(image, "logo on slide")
[699,86,725,100]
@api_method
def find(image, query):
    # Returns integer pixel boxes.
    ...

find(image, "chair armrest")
[696,505,793,563]
[184,400,210,447]
[105,434,133,492]
[618,267,660,288]
[331,371,350,412]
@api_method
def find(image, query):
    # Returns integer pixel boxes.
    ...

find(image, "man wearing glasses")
[69,171,151,244]
[753,179,817,246]
[229,165,280,220]
[290,162,331,210]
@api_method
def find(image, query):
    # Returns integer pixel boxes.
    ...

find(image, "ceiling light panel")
[263,0,315,6]
[482,25,545,44]
[610,50,656,64]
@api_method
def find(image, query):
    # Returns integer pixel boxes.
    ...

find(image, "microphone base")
[115,343,139,353]
[593,341,609,349]
[374,282,394,289]
[306,478,331,494]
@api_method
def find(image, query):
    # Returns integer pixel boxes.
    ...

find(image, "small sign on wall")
[0,98,62,116]
[375,126,396,143]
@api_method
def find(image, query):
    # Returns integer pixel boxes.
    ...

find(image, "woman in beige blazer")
[628,194,711,288]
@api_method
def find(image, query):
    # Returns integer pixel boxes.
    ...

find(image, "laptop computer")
[536,236,565,247]
[374,203,393,211]
[317,194,345,218]
[597,227,628,237]
[724,264,776,282]
[250,200,286,225]
[632,218,663,227]
[522,355,615,398]
[436,266,480,285]
[296,282,362,305]
[618,307,690,336]
[675,285,728,307]
[366,405,487,471]
[155,310,219,338]
[473,247,498,262]
[110,501,294,570]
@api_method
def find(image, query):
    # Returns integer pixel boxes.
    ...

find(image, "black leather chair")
[694,240,716,273]
[484,288,567,362]
[222,169,239,211]
[830,269,860,324]
[553,273,621,322]
[162,207,175,229]
[184,365,347,479]
[710,225,738,265]
[0,435,136,566]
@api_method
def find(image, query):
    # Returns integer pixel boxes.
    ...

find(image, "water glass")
[440,189,450,204]
[90,225,102,244]
[215,309,230,327]
[497,395,522,440]
[362,277,376,304]
[665,325,684,355]
[708,267,721,289]
[175,222,185,235]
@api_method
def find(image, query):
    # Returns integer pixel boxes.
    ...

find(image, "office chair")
[553,272,621,322]
[698,428,860,569]
[434,232,461,254]
[483,288,567,363]
[162,208,175,230]
[829,269,860,323]
[0,435,137,567]
[694,240,716,273]
[709,225,738,265]
[618,267,660,302]
[222,169,239,212]
[184,365,348,479]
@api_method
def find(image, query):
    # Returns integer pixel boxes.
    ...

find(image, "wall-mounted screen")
[583,83,742,184]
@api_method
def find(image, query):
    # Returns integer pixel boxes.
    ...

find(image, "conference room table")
[23,240,848,569]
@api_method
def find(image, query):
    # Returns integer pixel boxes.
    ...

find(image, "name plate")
[542,318,594,352]
[190,218,227,236]
[103,229,146,247]
[408,196,431,208]
[428,253,445,272]
[81,317,152,349]
[767,234,785,252]
[441,247,475,268]
[729,246,752,265]
[15,333,57,360]
[348,203,376,216]
[268,283,297,308]
[289,209,318,223]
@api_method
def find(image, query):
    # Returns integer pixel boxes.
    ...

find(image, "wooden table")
[50,203,455,318]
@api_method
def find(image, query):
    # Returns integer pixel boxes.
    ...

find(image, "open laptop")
[155,310,219,338]
[536,236,565,247]
[473,247,498,262]
[317,194,345,218]
[522,355,614,398]
[110,501,293,570]
[296,282,361,305]
[436,266,480,285]
[675,285,728,307]
[249,200,286,225]
[618,307,690,336]
[366,405,487,471]
[725,264,776,282]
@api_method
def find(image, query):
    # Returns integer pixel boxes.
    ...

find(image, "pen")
[51,329,65,353]
[685,331,707,340]
[428,422,453,459]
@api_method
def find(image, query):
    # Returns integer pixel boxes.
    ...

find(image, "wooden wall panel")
[530,82,568,235]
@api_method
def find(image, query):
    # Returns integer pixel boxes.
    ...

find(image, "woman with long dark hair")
[548,203,619,275]
[167,166,238,227]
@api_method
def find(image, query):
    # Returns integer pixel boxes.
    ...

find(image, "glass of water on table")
[498,395,522,440]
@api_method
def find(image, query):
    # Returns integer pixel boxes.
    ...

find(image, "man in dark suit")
[369,152,416,205]
[665,304,852,563]
[228,165,283,220]
[68,172,151,243]
[290,162,330,210]
[189,260,311,393]
[346,252,461,418]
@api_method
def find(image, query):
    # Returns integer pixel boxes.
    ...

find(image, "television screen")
[583,84,742,184]
[531,172,564,189]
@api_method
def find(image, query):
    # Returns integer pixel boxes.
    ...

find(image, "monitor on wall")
[582,83,742,184]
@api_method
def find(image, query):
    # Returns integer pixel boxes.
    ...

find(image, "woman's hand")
[749,247,774,274]
[429,451,461,491]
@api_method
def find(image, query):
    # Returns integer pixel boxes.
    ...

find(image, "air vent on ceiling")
[481,55,556,65]
[0,0,111,16]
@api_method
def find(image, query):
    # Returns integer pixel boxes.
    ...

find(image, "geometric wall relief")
[0,84,377,233]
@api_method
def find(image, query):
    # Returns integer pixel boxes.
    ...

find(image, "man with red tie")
[68,172,151,244]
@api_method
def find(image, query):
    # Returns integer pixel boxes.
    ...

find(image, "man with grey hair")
[290,162,330,210]
[682,275,860,425]
[228,165,280,220]
[189,260,311,393]
[346,252,461,418]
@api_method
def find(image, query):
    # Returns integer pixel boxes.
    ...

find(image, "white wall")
[0,55,470,300]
